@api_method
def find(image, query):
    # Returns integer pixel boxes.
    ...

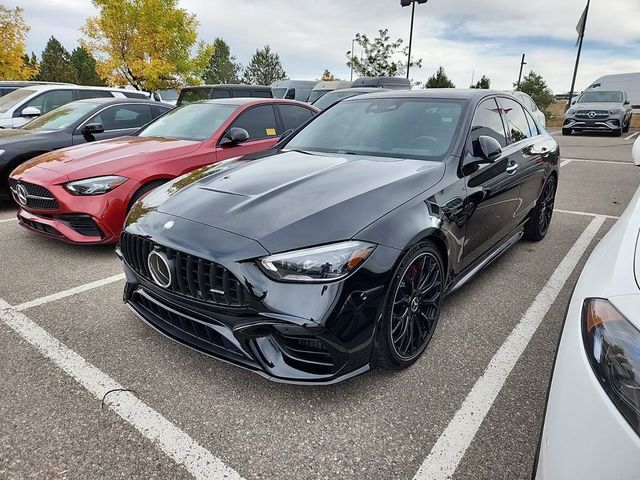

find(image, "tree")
[243,45,287,85]
[515,71,554,112]
[22,53,39,80]
[471,75,491,89]
[37,36,77,83]
[70,46,106,86]
[81,0,213,91]
[346,29,421,78]
[202,38,242,84]
[321,70,336,81]
[0,6,38,80]
[425,67,455,88]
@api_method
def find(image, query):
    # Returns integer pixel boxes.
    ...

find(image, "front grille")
[575,110,609,120]
[19,215,61,236]
[59,215,102,237]
[121,232,248,307]
[9,179,60,210]
[132,289,242,355]
[271,332,335,375]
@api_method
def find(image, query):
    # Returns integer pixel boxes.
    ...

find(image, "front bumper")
[534,294,640,479]
[563,116,621,132]
[119,214,401,384]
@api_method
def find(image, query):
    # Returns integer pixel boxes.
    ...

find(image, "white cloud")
[7,0,639,92]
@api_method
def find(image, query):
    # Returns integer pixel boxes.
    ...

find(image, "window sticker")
[266,128,277,136]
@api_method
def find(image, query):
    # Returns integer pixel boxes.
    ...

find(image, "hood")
[0,128,47,145]
[573,102,622,111]
[11,136,202,179]
[154,151,445,253]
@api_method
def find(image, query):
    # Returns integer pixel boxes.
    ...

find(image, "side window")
[77,89,113,100]
[25,90,74,114]
[523,108,539,137]
[468,98,507,150]
[211,90,230,99]
[284,88,296,100]
[88,104,152,130]
[151,105,171,118]
[253,90,272,98]
[498,98,531,143]
[233,89,252,98]
[279,104,314,130]
[230,105,278,140]
[122,91,148,99]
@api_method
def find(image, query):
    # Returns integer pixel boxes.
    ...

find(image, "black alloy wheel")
[378,243,444,369]
[524,175,556,241]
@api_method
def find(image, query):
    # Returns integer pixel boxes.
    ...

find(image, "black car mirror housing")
[220,127,250,147]
[81,123,105,138]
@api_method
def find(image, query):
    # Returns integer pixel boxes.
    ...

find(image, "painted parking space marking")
[412,215,605,480]
[554,208,619,220]
[0,298,245,480]
[560,157,633,166]
[15,273,126,311]
[625,131,639,140]
[0,217,17,223]
[560,159,572,167]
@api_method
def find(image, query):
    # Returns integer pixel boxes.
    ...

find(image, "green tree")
[471,75,491,89]
[37,36,77,83]
[243,45,287,85]
[70,46,105,85]
[425,66,455,88]
[346,29,421,78]
[0,6,38,80]
[21,53,39,80]
[321,69,336,81]
[202,38,242,84]
[81,0,213,91]
[515,71,554,112]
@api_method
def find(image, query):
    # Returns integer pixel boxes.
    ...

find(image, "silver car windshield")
[0,88,36,114]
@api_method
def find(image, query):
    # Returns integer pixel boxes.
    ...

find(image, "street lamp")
[401,0,429,80]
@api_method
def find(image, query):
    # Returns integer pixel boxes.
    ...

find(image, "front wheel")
[377,243,444,370]
[562,128,572,136]
[524,175,556,241]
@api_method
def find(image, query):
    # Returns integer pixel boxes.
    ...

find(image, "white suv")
[0,85,150,128]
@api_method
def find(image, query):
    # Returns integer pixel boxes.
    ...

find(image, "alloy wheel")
[538,177,556,237]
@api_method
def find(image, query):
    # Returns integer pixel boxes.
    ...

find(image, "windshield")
[578,91,624,103]
[0,88,36,114]
[23,102,100,131]
[286,97,464,161]
[272,88,287,98]
[138,103,236,141]
[308,90,331,104]
[313,90,364,111]
[158,89,178,101]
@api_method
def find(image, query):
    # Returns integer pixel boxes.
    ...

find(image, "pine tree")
[70,46,105,85]
[425,67,455,88]
[243,45,287,85]
[202,38,242,84]
[471,75,491,89]
[37,36,76,83]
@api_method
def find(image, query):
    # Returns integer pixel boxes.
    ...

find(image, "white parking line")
[560,159,572,167]
[555,208,619,220]
[15,273,125,311]
[625,131,639,140]
[560,157,632,166]
[413,215,605,480]
[0,217,16,223]
[0,298,244,480]
[548,130,561,135]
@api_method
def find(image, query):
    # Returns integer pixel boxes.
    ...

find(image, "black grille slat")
[121,232,248,307]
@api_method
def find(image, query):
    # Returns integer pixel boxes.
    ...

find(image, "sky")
[6,0,640,93]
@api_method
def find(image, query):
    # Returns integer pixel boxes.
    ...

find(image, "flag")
[576,0,590,46]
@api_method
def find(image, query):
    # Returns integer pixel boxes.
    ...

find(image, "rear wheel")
[524,175,556,241]
[377,242,444,370]
[562,128,572,136]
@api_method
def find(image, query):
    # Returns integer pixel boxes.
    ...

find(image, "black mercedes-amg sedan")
[119,89,559,384]
[0,98,170,200]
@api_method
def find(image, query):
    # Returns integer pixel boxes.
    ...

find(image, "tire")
[623,120,630,133]
[127,180,167,212]
[614,128,623,137]
[376,242,445,370]
[524,175,557,242]
[561,128,572,136]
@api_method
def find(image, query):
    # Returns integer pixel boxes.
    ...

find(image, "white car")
[511,90,546,128]
[534,137,640,479]
[0,85,149,128]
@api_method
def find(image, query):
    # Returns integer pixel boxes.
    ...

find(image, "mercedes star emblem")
[16,184,28,206]
[588,111,596,118]
[148,250,172,288]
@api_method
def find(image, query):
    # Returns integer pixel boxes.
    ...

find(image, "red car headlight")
[582,298,640,436]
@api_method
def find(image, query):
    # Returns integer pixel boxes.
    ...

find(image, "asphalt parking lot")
[1,130,639,480]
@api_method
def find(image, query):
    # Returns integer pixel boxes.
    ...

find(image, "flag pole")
[568,0,590,108]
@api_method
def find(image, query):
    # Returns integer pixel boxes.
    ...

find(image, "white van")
[271,80,317,102]
[588,73,640,110]
[307,80,353,104]
[0,85,149,128]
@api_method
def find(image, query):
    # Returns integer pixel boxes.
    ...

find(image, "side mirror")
[633,137,640,167]
[81,123,105,137]
[624,100,630,105]
[571,100,577,105]
[21,106,41,117]
[219,127,250,146]
[477,135,502,162]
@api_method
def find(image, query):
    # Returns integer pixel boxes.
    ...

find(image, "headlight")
[609,109,623,115]
[582,298,640,435]
[566,109,576,116]
[258,241,376,282]
[65,175,128,195]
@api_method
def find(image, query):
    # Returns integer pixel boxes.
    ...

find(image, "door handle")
[506,162,519,174]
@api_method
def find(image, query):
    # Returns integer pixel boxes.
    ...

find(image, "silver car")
[563,90,633,136]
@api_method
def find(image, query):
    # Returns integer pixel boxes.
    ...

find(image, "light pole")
[517,53,526,89]
[350,37,356,82]
[401,0,429,80]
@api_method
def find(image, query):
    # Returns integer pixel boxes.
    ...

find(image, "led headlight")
[609,108,623,115]
[566,109,576,116]
[582,298,640,435]
[259,241,376,282]
[65,175,128,195]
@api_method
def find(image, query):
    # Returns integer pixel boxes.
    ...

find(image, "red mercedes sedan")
[9,98,318,244]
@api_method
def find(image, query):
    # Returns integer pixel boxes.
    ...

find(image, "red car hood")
[12,136,202,180]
